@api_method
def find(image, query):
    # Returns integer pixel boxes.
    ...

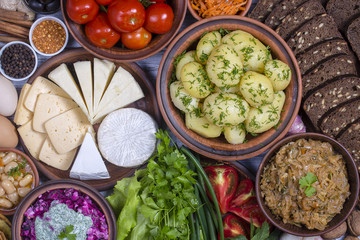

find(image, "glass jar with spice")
[29,16,68,57]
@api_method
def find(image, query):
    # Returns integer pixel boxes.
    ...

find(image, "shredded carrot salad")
[190,0,248,18]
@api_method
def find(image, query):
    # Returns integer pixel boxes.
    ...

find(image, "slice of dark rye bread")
[337,120,360,170]
[326,0,360,30]
[347,16,360,63]
[275,0,326,41]
[247,0,283,22]
[264,0,308,29]
[286,14,342,56]
[303,76,360,131]
[319,98,360,138]
[296,39,352,75]
[301,55,357,97]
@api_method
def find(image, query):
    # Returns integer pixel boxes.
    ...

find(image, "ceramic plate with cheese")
[15,49,161,190]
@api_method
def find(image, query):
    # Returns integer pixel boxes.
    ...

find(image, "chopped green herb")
[58,225,76,240]
[7,158,27,177]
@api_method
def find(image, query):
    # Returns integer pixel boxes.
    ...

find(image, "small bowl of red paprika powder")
[29,16,68,57]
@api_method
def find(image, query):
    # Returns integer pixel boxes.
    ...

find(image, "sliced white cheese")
[45,107,93,154]
[14,83,33,125]
[95,66,135,115]
[97,108,158,167]
[70,130,110,180]
[93,58,115,115]
[17,120,47,159]
[48,63,90,120]
[24,76,70,112]
[39,137,77,171]
[33,94,78,133]
[92,80,144,123]
[74,61,94,119]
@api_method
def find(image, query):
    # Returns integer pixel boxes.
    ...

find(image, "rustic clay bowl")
[0,148,39,216]
[255,133,360,236]
[12,179,116,239]
[157,16,302,161]
[187,0,252,20]
[61,0,186,62]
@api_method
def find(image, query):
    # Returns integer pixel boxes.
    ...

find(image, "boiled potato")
[176,50,196,81]
[239,71,274,107]
[264,60,292,91]
[196,31,222,64]
[224,123,246,144]
[206,44,243,88]
[222,30,272,73]
[185,112,222,138]
[203,93,250,126]
[245,91,285,133]
[181,62,213,99]
[170,81,199,113]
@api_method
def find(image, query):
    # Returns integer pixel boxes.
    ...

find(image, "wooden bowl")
[187,0,252,20]
[12,179,116,239]
[61,0,186,62]
[0,148,39,215]
[157,16,302,161]
[255,133,360,236]
[19,48,161,191]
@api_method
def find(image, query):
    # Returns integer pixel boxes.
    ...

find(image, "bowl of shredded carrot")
[188,0,252,20]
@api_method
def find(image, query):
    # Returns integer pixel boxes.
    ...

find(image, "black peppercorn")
[0,44,35,79]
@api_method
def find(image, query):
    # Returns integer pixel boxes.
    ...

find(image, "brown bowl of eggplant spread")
[256,133,359,237]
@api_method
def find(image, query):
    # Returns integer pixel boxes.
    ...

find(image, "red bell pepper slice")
[222,214,250,239]
[230,178,254,208]
[204,165,238,214]
[229,196,268,228]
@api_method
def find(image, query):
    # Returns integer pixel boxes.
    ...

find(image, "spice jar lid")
[29,16,69,57]
[0,41,38,82]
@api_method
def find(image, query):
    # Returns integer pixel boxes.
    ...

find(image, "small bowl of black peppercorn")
[22,0,60,14]
[0,41,38,82]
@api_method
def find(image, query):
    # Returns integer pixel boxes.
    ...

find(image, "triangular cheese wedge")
[33,94,78,133]
[39,137,77,171]
[17,120,47,159]
[45,107,93,154]
[93,58,115,115]
[95,66,135,115]
[14,83,33,126]
[48,64,90,120]
[70,130,110,180]
[74,61,94,119]
[24,76,70,112]
[93,80,144,123]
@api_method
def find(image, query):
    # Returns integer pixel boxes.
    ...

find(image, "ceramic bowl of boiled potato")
[0,148,39,215]
[156,16,302,161]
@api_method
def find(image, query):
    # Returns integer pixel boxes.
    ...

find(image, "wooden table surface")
[0,1,264,189]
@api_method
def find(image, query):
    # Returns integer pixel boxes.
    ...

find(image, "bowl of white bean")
[0,148,39,215]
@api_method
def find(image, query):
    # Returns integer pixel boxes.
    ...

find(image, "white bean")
[0,167,4,174]
[2,152,16,165]
[7,176,14,183]
[0,152,5,158]
[19,174,33,187]
[4,161,18,174]
[0,187,5,197]
[2,180,15,194]
[0,198,12,209]
[18,187,31,197]
[7,192,19,205]
[14,181,18,187]
[1,174,7,181]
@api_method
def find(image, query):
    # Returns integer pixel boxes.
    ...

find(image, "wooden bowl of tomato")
[61,0,186,62]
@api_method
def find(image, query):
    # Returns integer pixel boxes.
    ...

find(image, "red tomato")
[66,0,99,24]
[144,2,174,34]
[121,27,152,49]
[107,0,146,33]
[85,12,120,48]
[95,0,112,5]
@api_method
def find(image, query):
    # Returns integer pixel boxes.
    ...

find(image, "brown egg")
[0,116,18,148]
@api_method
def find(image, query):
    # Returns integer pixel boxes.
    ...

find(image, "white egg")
[0,75,18,116]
